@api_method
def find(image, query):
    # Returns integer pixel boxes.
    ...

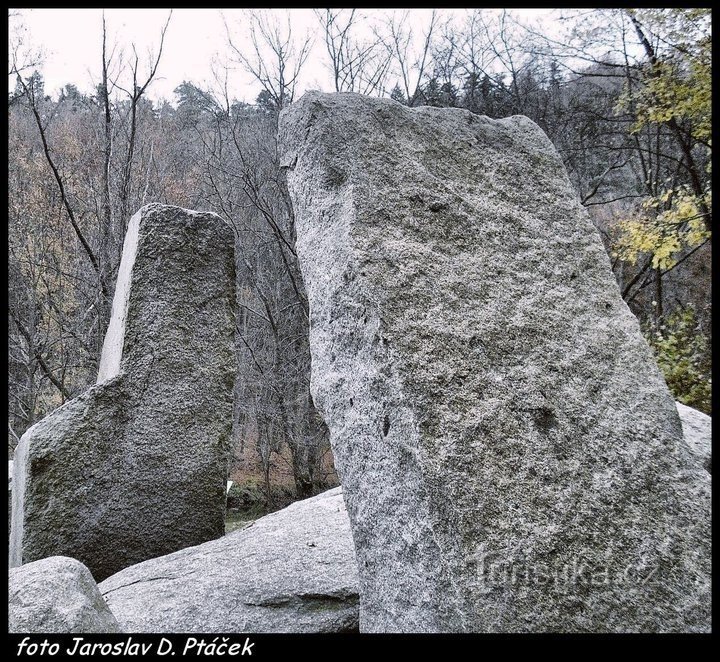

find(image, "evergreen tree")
[390,83,407,106]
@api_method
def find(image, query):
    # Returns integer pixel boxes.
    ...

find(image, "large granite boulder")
[278,92,711,632]
[9,556,121,633]
[10,204,236,582]
[676,402,711,472]
[99,487,359,632]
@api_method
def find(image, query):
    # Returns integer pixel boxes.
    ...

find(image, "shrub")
[645,306,711,414]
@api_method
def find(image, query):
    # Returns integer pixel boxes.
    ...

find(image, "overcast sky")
[9,8,562,104]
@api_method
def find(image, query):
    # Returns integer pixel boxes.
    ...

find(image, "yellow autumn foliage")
[616,10,711,153]
[612,188,711,270]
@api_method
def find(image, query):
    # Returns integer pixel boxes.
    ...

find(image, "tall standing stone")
[278,93,711,632]
[10,204,236,582]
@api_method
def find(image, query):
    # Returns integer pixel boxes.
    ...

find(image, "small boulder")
[9,556,121,633]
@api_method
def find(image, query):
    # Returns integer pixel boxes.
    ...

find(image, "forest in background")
[7,8,711,511]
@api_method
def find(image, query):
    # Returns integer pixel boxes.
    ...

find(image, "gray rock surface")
[8,460,13,540]
[279,92,711,632]
[99,487,359,633]
[10,204,236,582]
[10,556,121,633]
[676,402,711,472]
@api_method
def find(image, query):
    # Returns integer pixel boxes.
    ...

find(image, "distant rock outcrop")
[10,556,121,633]
[99,487,359,633]
[10,204,236,582]
[279,92,711,632]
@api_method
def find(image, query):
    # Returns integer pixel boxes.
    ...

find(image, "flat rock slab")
[10,204,236,582]
[279,92,711,632]
[99,487,359,633]
[10,556,121,633]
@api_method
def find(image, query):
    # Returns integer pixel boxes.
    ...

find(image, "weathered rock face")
[99,487,359,633]
[9,556,121,633]
[676,402,711,472]
[279,92,711,633]
[8,460,13,540]
[10,204,236,582]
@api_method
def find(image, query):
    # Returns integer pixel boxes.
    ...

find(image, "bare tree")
[225,9,311,110]
[314,8,392,95]
[165,22,330,500]
[386,9,439,106]
[7,12,174,453]
[456,10,495,85]
[219,11,333,499]
[98,13,116,288]
[112,11,172,241]
[11,72,108,306]
[8,10,43,88]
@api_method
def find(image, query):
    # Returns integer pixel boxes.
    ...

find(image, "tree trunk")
[654,268,664,323]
